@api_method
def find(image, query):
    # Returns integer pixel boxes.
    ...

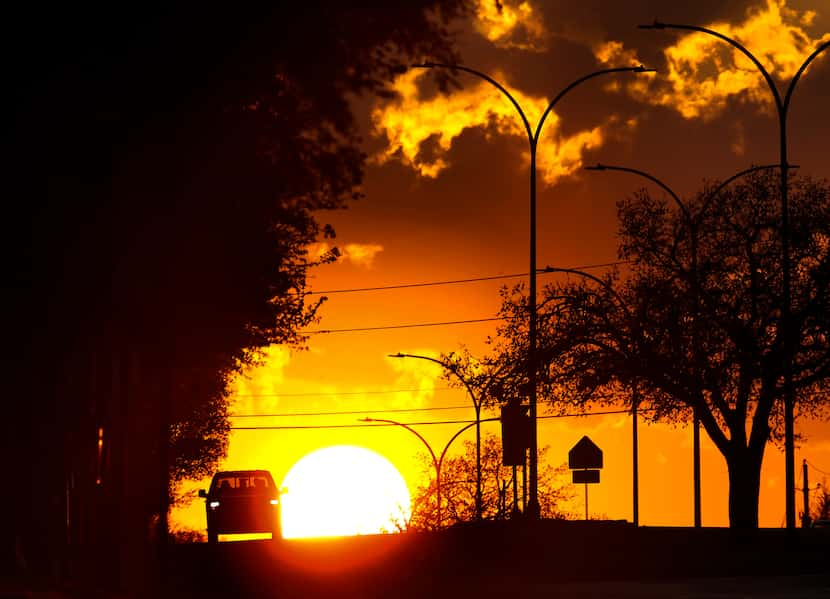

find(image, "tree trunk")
[725,446,764,529]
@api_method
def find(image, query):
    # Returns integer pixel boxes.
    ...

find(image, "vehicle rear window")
[213,473,272,493]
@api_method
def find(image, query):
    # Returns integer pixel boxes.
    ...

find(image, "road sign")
[568,436,603,470]
[572,469,600,484]
[569,436,603,521]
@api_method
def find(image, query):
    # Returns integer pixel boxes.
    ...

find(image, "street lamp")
[360,416,498,529]
[639,18,830,529]
[411,61,655,518]
[359,417,440,529]
[389,352,485,520]
[584,162,794,527]
[537,265,640,524]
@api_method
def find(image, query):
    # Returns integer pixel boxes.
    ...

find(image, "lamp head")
[359,417,374,423]
[584,163,607,171]
[633,64,657,73]
[638,19,666,29]
[389,352,405,358]
[411,62,436,69]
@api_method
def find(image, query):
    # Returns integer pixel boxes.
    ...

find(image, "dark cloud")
[537,0,762,47]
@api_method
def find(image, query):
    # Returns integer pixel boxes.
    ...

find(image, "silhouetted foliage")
[486,171,830,528]
[408,433,574,530]
[7,1,470,577]
[812,480,830,522]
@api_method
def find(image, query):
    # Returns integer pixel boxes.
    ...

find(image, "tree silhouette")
[811,481,829,523]
[408,433,575,530]
[487,170,830,529]
[7,2,469,582]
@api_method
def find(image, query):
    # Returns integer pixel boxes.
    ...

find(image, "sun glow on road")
[280,446,411,539]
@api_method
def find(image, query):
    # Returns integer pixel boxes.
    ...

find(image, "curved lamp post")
[639,19,830,528]
[411,61,655,518]
[537,265,640,524]
[361,416,498,529]
[360,417,440,529]
[584,162,793,527]
[389,352,485,520]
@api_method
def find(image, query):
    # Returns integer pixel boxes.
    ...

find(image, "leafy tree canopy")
[485,170,830,528]
[7,1,472,543]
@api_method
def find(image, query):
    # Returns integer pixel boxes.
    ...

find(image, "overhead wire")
[300,260,626,335]
[232,419,485,430]
[306,273,525,295]
[236,263,635,424]
[305,260,627,295]
[305,317,503,335]
[229,408,637,430]
[806,460,830,477]
[230,404,484,418]
[232,386,456,398]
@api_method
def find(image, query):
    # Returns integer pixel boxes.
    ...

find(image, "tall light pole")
[411,62,655,518]
[537,265,639,524]
[585,162,793,527]
[360,417,440,529]
[389,352,485,520]
[361,416,499,529]
[639,19,830,529]
[631,384,640,527]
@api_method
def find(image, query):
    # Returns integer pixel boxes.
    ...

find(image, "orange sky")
[173,0,830,533]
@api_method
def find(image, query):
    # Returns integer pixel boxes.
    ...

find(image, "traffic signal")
[501,403,530,466]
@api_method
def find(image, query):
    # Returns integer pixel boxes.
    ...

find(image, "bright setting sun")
[279,446,411,538]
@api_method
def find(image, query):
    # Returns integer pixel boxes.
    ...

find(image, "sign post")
[568,436,603,520]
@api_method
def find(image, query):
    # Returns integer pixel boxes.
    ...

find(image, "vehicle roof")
[213,470,274,476]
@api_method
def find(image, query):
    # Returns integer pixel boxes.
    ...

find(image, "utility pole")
[802,459,811,528]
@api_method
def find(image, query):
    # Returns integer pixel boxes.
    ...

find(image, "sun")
[280,445,411,538]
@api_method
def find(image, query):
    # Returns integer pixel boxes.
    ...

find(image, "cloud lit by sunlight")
[229,345,292,414]
[596,0,830,120]
[385,350,445,408]
[611,415,628,429]
[538,124,605,183]
[342,243,384,268]
[308,242,384,268]
[474,0,548,51]
[372,69,612,185]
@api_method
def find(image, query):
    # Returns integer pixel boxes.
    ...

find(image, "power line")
[305,260,627,295]
[232,386,456,398]
[301,260,628,335]
[229,408,636,430]
[232,419,480,430]
[230,404,484,418]
[306,317,502,335]
[807,460,830,477]
[308,273,524,295]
